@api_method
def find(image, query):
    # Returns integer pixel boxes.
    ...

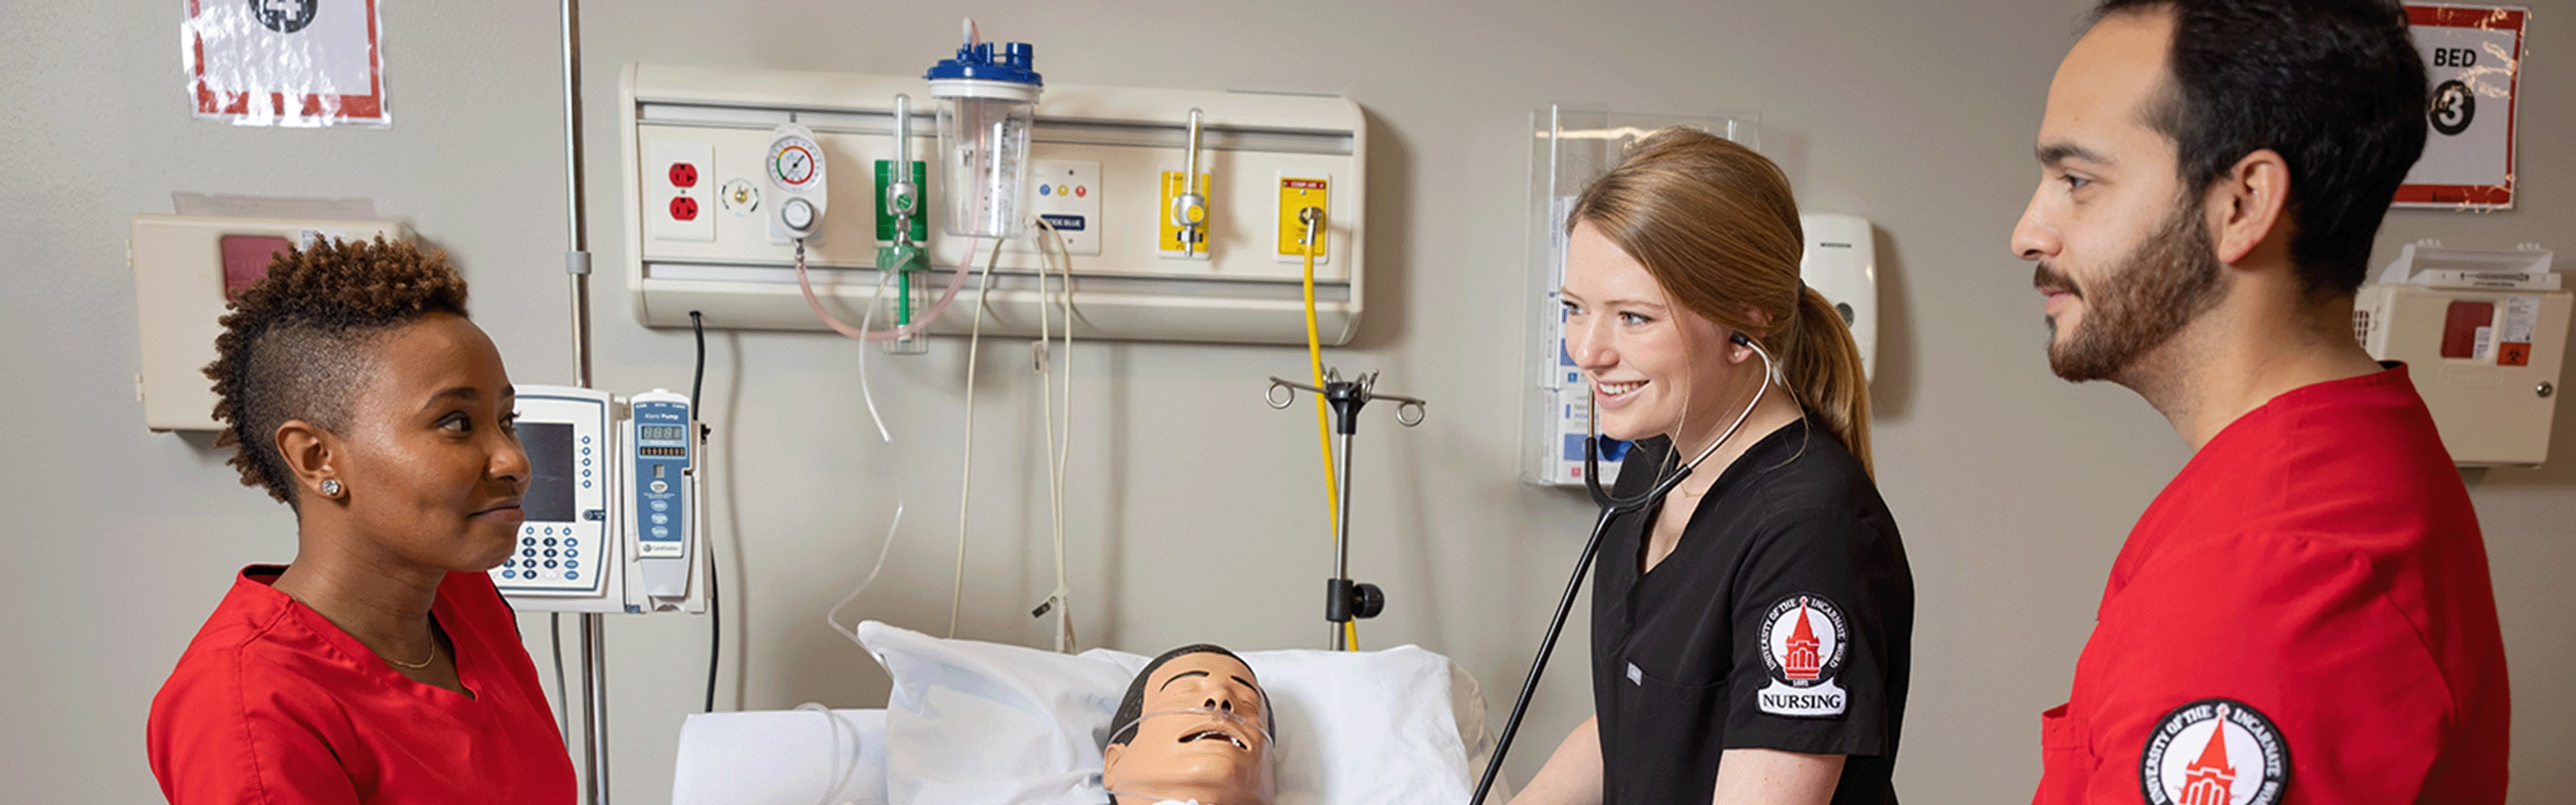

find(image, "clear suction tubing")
[926,19,1042,239]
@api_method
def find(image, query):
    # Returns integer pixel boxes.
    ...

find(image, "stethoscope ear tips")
[1729,331,1753,347]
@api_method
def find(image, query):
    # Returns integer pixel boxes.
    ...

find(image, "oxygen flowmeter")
[880,94,931,355]
[927,19,1041,239]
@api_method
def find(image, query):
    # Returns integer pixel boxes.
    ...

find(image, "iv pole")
[557,0,611,802]
[1265,371,1427,649]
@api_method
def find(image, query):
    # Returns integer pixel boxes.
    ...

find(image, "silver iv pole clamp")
[1265,371,1427,649]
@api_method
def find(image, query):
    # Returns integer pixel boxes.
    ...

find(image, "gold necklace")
[382,636,438,671]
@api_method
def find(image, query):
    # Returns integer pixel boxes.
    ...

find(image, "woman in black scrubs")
[1514,129,1913,804]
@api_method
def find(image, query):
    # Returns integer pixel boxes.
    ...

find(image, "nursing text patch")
[1756,593,1847,716]
[2140,698,2289,805]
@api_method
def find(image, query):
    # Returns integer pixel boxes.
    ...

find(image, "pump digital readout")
[630,394,691,559]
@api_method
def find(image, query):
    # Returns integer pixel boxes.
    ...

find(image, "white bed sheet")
[675,708,890,805]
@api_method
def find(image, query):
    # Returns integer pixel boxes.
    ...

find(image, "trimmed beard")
[2039,197,2226,382]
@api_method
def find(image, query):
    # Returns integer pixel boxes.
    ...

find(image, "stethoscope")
[1468,331,1774,805]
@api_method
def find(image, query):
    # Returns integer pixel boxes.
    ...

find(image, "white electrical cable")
[1053,226,1075,652]
[1032,219,1077,652]
[1053,224,1075,650]
[947,236,1008,638]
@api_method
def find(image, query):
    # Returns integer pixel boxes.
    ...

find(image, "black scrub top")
[1590,417,1913,805]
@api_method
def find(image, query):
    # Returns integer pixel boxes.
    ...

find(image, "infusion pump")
[501,385,708,614]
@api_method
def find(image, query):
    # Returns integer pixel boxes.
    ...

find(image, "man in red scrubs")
[2011,2,2510,803]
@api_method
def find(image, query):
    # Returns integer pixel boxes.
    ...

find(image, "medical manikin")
[1100,645,1276,805]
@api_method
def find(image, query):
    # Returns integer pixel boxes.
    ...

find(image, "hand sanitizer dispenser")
[1799,213,1877,382]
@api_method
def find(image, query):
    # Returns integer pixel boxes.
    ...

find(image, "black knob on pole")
[1326,578,1386,622]
[1352,582,1385,619]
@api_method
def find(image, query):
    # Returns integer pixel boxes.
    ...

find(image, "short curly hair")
[204,236,470,507]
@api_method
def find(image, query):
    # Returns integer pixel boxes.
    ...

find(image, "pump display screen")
[640,424,686,441]
[520,422,577,522]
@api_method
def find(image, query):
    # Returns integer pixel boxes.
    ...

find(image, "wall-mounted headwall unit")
[621,64,1367,345]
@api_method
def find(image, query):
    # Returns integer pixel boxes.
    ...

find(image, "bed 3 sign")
[2395,4,2525,210]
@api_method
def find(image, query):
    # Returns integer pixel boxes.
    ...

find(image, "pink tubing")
[792,237,980,341]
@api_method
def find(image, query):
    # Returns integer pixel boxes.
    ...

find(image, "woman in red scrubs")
[148,237,576,803]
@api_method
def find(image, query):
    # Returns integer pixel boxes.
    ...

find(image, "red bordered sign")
[2396,4,2525,209]
[184,0,388,126]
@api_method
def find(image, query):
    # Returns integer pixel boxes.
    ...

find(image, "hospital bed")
[673,621,1510,805]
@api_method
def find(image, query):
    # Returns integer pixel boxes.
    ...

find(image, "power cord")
[1028,219,1077,651]
[691,311,717,713]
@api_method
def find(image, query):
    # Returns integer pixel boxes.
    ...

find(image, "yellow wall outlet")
[1158,171,1214,258]
[1275,174,1330,262]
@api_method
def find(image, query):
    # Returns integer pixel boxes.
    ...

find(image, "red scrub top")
[149,567,576,804]
[2033,365,2510,805]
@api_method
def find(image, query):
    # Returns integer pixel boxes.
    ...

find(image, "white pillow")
[856,621,1484,805]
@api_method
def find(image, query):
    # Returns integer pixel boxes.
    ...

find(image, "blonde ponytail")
[1784,286,1873,476]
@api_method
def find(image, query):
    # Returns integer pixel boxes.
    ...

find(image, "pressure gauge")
[765,124,828,240]
[769,133,823,191]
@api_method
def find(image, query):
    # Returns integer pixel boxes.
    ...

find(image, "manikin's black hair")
[1104,643,1274,749]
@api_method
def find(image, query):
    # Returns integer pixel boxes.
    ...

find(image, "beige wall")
[6,1,2571,802]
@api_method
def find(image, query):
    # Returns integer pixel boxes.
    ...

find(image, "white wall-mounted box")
[2359,242,2568,466]
[129,215,407,432]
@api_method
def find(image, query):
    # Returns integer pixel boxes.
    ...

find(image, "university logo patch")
[1756,593,1847,716]
[2140,699,2290,805]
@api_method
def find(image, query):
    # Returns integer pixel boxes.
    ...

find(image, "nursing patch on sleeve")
[1755,593,1847,716]
[2140,698,2290,805]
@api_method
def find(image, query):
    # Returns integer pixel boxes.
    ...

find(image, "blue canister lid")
[926,41,1042,86]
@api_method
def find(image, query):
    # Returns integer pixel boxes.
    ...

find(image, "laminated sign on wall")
[182,0,388,126]
[2396,4,2525,210]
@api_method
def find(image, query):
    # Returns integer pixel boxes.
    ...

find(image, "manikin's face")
[1561,219,1744,444]
[1101,653,1274,805]
[2012,10,2227,382]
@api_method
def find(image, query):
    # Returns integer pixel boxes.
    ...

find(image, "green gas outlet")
[873,160,930,242]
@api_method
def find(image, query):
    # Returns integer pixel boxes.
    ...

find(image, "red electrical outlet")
[668,163,699,188]
[669,196,700,221]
